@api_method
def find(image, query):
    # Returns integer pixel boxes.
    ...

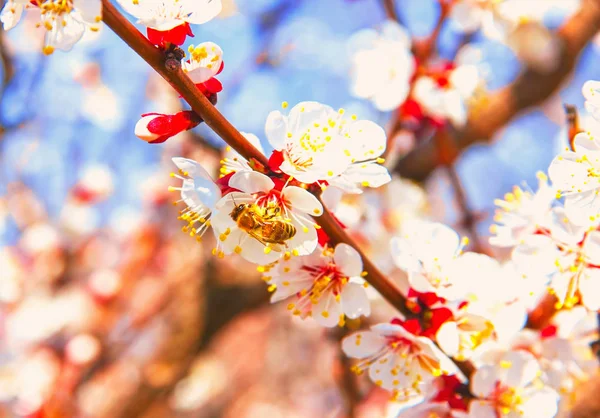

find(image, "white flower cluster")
[348,20,483,127]
[1,0,222,54]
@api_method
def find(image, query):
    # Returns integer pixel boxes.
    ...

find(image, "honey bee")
[229,201,296,251]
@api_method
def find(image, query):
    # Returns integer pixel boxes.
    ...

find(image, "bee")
[229,201,296,251]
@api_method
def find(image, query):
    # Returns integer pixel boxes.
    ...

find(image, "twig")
[412,0,454,61]
[395,0,600,181]
[381,0,399,22]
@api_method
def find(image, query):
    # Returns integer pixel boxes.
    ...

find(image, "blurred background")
[1,0,600,416]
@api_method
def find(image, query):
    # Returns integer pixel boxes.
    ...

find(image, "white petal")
[287,101,334,134]
[1,2,23,30]
[184,0,222,24]
[241,132,265,155]
[471,365,497,398]
[44,14,85,51]
[583,231,600,264]
[313,291,342,327]
[582,80,600,102]
[282,186,323,216]
[579,268,600,310]
[372,77,411,111]
[497,351,539,388]
[329,162,391,193]
[468,401,497,418]
[321,186,343,210]
[334,243,363,277]
[172,157,214,181]
[270,280,310,303]
[342,331,386,358]
[228,171,274,194]
[135,115,162,142]
[340,283,370,319]
[345,120,387,160]
[519,387,559,418]
[214,192,254,211]
[73,0,102,25]
[436,321,459,357]
[265,110,288,150]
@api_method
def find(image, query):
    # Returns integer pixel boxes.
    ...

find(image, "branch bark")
[394,0,600,182]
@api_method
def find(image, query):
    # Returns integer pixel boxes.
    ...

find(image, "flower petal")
[468,401,497,418]
[265,110,288,150]
[314,291,342,327]
[282,186,323,216]
[184,0,222,24]
[342,331,386,358]
[334,243,363,277]
[436,321,459,357]
[228,171,274,194]
[471,365,497,398]
[340,282,370,319]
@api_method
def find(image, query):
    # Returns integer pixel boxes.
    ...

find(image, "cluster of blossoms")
[10,0,600,416]
[348,20,484,131]
[158,10,598,418]
[1,0,102,54]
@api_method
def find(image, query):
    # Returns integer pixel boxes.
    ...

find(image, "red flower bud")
[147,22,194,47]
[135,111,202,144]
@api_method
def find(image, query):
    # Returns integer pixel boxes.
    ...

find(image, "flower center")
[38,0,73,16]
[495,386,523,414]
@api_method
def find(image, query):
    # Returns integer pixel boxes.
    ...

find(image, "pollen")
[264,246,272,254]
[43,45,55,55]
[234,245,242,254]
[282,101,289,109]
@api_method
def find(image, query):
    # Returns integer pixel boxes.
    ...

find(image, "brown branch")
[394,0,600,182]
[381,0,399,22]
[101,0,411,316]
[412,0,453,62]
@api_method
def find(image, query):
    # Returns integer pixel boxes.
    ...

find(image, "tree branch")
[394,0,600,182]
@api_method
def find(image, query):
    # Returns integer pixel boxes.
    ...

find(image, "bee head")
[230,203,247,221]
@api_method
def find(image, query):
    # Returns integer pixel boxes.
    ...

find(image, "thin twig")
[395,0,600,181]
[381,0,399,22]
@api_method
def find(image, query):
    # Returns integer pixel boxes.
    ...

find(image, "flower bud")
[135,111,203,144]
[147,22,194,47]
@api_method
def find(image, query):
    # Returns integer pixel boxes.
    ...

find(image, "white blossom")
[265,101,390,193]
[348,20,414,111]
[390,221,469,301]
[116,0,221,31]
[469,351,559,418]
[582,80,600,121]
[182,42,223,84]
[266,243,370,327]
[512,207,600,310]
[1,0,102,54]
[412,64,482,127]
[170,157,222,241]
[342,321,456,401]
[490,172,555,247]
[548,131,600,225]
[211,171,322,264]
